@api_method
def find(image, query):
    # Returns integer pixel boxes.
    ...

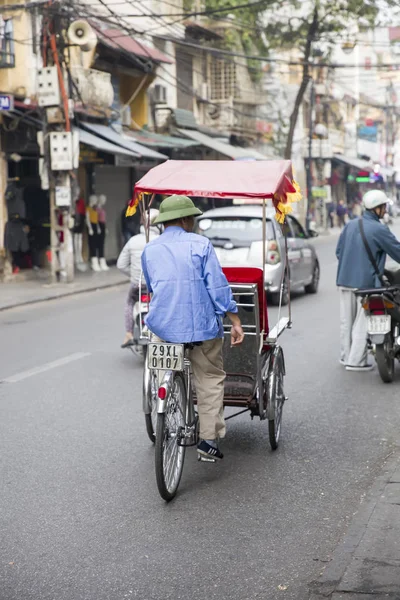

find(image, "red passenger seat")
[222,267,269,337]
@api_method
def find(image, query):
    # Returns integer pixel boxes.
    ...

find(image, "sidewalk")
[310,451,400,599]
[315,226,342,238]
[0,267,128,311]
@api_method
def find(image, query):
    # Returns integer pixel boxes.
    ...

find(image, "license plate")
[367,314,391,335]
[147,343,184,371]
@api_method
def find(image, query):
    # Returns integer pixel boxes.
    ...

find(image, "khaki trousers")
[189,338,226,441]
[151,335,226,440]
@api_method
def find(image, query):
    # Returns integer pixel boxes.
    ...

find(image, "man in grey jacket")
[336,190,400,371]
[117,209,160,347]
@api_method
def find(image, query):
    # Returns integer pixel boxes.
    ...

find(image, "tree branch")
[284,6,319,160]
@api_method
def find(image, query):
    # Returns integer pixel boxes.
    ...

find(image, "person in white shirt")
[117,209,160,347]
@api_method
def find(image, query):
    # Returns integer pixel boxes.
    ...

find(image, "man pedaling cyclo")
[141,195,245,460]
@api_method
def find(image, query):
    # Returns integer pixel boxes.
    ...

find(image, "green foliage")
[184,0,270,81]
[264,0,396,54]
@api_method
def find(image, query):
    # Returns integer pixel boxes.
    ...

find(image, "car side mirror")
[307,229,319,238]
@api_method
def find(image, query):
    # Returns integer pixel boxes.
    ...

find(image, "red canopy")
[134,160,296,200]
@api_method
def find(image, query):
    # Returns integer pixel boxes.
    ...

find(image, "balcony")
[234,87,265,106]
[70,66,114,109]
[302,128,345,158]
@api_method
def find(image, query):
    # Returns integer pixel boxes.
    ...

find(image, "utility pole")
[39,2,74,283]
[305,77,315,230]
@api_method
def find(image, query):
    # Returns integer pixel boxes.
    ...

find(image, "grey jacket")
[336,211,400,289]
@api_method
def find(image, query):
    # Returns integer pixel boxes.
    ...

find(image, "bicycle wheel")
[267,347,286,450]
[155,372,187,501]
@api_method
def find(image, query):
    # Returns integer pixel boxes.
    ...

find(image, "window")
[210,58,236,101]
[0,18,15,68]
[196,216,274,247]
[288,216,306,239]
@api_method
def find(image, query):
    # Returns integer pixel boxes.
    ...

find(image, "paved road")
[2,230,400,600]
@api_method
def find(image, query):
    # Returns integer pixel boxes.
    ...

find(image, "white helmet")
[362,190,389,210]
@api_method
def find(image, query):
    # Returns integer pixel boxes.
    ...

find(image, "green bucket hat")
[153,195,203,224]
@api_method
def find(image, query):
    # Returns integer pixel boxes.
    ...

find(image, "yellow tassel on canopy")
[286,180,302,204]
[273,180,302,223]
[126,197,139,217]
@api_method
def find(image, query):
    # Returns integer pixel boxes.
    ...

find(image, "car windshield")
[196,216,274,247]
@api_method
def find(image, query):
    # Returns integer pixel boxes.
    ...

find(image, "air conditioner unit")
[197,82,209,101]
[153,84,167,104]
[121,106,131,126]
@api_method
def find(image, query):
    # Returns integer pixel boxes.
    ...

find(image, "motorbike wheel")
[376,340,395,383]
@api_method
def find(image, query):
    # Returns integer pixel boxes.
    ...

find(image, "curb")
[308,449,400,599]
[0,279,128,312]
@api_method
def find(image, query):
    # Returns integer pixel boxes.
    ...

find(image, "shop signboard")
[0,94,13,111]
[55,186,71,207]
[312,186,331,203]
[79,147,105,164]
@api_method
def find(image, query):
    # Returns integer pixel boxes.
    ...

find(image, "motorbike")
[131,288,150,359]
[356,279,400,383]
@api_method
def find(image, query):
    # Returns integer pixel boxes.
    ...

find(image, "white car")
[196,206,320,305]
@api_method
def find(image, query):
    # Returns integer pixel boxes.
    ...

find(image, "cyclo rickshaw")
[126,160,302,501]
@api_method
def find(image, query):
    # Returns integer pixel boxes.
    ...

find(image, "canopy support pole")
[285,232,292,327]
[262,198,266,339]
[140,193,155,244]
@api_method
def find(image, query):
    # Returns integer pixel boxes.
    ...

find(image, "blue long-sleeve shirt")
[336,210,400,289]
[141,226,238,343]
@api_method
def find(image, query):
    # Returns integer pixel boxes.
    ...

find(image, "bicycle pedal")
[197,453,216,463]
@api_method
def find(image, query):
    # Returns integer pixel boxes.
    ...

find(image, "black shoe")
[197,440,224,460]
[121,339,134,349]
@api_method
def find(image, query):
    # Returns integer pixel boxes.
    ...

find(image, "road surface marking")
[2,352,91,383]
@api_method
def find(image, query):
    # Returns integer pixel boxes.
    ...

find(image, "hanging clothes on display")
[73,195,86,270]
[86,195,101,272]
[4,183,29,272]
[97,194,109,271]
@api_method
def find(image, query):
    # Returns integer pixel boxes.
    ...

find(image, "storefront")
[77,125,167,263]
[1,113,49,274]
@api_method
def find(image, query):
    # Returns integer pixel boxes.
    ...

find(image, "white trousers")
[339,287,368,367]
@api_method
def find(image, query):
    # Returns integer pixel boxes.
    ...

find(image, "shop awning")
[177,128,268,160]
[81,123,168,161]
[93,24,173,65]
[78,127,140,157]
[380,166,395,179]
[333,154,372,171]
[124,129,199,150]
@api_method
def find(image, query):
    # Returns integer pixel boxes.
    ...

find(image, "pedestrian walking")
[336,189,400,371]
[336,200,348,228]
[117,209,160,348]
[327,201,335,228]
